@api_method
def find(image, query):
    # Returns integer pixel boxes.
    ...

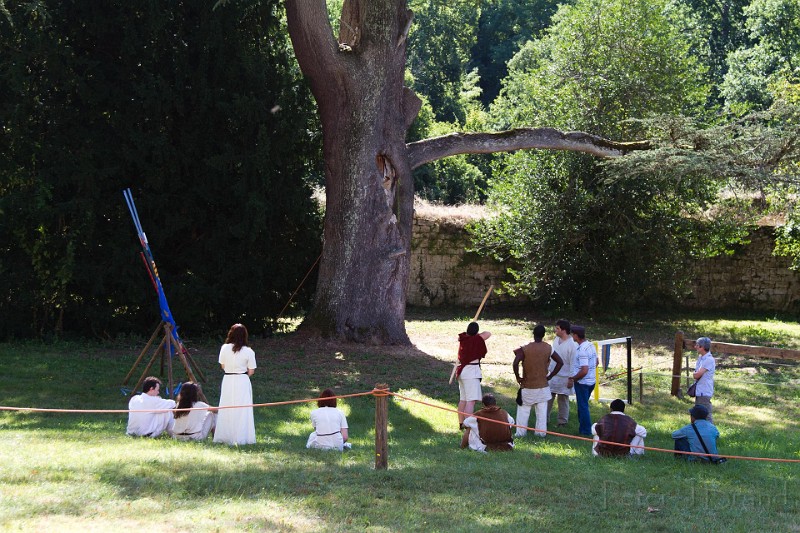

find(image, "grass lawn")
[1,308,799,532]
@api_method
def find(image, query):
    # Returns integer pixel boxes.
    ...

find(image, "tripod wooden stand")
[123,321,207,400]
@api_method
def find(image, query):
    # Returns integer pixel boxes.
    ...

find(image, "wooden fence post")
[671,331,684,397]
[685,355,690,388]
[639,371,643,404]
[374,383,389,470]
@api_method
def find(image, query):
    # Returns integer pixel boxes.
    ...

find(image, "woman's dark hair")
[175,382,199,419]
[225,323,249,353]
[317,388,337,408]
[466,322,479,336]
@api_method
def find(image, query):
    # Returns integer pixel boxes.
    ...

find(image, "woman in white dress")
[213,323,257,445]
[171,382,217,441]
[306,388,349,451]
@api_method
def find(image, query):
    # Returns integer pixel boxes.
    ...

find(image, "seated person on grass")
[127,376,176,438]
[307,388,351,451]
[170,382,217,441]
[672,404,722,462]
[461,393,515,452]
[591,398,647,457]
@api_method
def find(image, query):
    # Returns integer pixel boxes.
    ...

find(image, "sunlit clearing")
[393,388,454,433]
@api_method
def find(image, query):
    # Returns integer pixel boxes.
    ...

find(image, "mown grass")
[1,308,799,532]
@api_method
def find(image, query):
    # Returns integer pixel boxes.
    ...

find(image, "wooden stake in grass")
[671,331,684,397]
[374,383,389,470]
[449,285,493,385]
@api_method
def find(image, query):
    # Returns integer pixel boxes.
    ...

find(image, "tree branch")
[406,128,651,170]
[401,87,422,129]
[339,0,364,50]
[285,0,341,82]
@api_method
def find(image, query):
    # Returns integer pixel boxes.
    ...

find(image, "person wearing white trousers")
[513,324,564,437]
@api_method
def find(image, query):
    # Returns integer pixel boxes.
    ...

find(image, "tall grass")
[1,310,798,531]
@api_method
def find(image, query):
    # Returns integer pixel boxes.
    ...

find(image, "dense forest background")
[2,0,799,339]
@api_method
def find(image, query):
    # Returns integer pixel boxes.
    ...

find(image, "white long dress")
[213,343,257,445]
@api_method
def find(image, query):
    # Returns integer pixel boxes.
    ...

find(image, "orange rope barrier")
[387,391,800,464]
[0,390,376,414]
[2,387,799,463]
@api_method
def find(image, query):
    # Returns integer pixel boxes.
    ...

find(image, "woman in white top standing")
[213,323,257,445]
[306,388,349,451]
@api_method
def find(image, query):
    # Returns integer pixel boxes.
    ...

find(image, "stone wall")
[684,226,800,312]
[407,215,800,312]
[407,217,527,307]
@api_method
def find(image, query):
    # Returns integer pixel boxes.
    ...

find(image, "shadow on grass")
[77,430,797,532]
[2,324,799,531]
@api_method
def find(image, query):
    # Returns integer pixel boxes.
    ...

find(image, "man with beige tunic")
[513,324,564,437]
[547,319,576,427]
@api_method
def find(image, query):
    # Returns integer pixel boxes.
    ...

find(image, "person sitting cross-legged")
[306,388,350,451]
[170,382,217,441]
[461,393,515,452]
[672,404,721,462]
[127,376,176,438]
[591,399,647,457]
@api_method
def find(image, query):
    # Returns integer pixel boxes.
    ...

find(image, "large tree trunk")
[284,0,648,344]
[286,0,419,344]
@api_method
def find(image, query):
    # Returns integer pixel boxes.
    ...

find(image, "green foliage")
[413,151,486,204]
[602,85,800,271]
[410,70,492,203]
[775,218,800,269]
[0,1,322,339]
[475,0,736,309]
[471,0,561,106]
[676,0,752,107]
[721,0,800,114]
[606,100,800,183]
[407,0,480,124]
[769,82,800,268]
[325,0,345,35]
[492,0,709,134]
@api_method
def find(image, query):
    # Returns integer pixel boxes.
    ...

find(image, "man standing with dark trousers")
[568,325,597,436]
[693,337,716,423]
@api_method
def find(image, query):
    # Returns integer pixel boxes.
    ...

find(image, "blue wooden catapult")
[120,188,206,398]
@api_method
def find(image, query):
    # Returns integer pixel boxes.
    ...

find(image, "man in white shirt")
[548,319,577,427]
[127,376,176,437]
[568,325,597,436]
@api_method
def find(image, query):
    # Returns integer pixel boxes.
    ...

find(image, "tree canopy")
[0,0,321,338]
[472,0,752,308]
[3,0,800,341]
